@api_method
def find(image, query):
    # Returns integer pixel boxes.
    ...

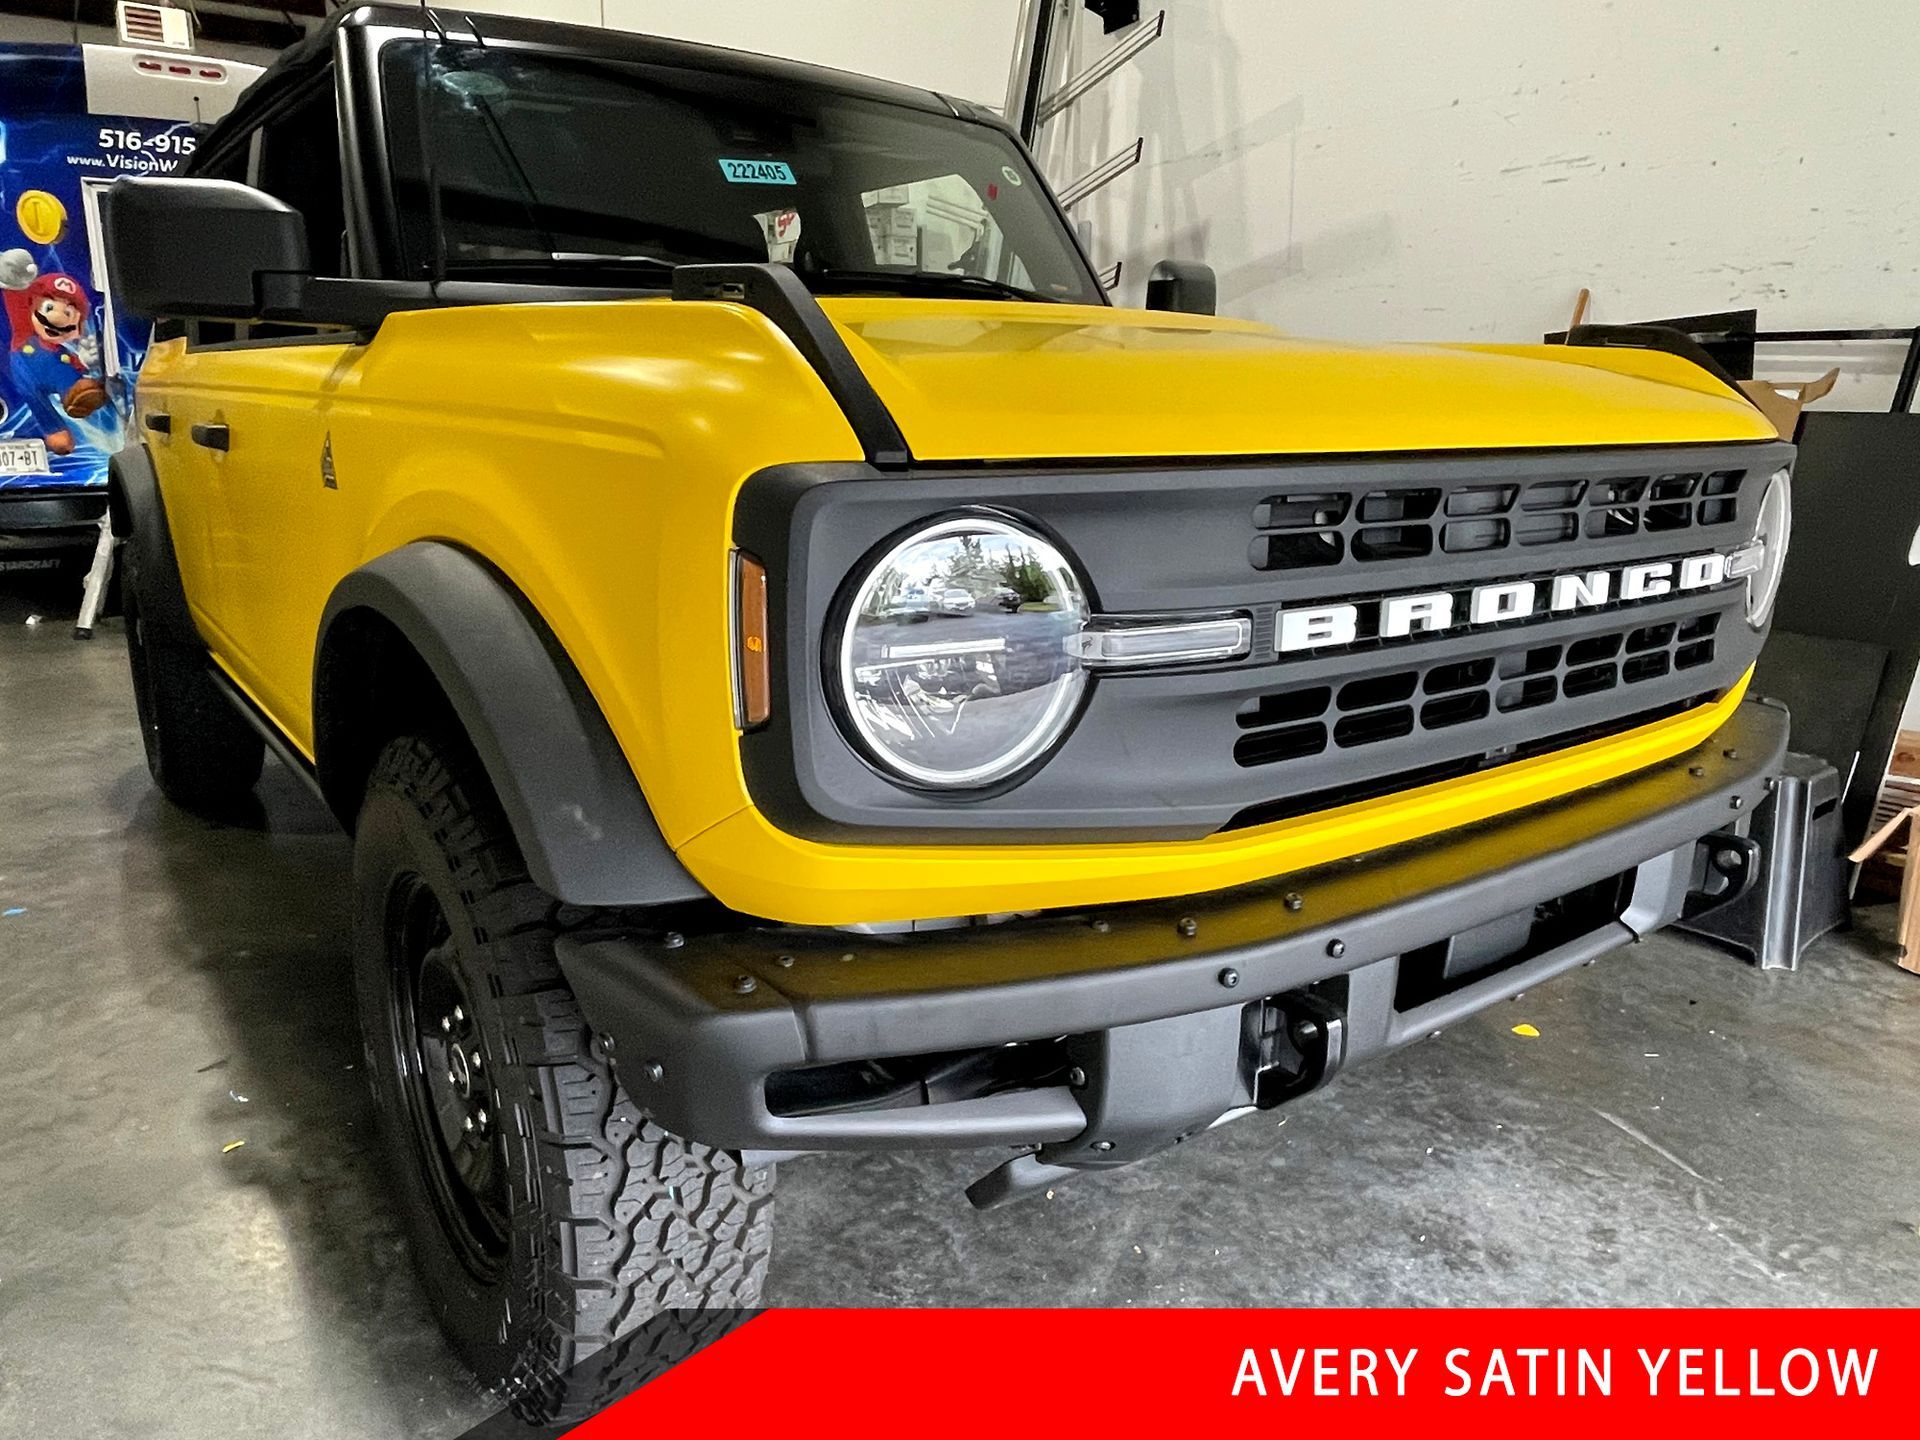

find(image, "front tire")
[351,731,773,1419]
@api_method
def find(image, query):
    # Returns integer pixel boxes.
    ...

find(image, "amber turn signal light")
[734,551,771,727]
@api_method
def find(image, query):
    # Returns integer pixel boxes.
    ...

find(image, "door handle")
[190,423,229,452]
[143,412,171,435]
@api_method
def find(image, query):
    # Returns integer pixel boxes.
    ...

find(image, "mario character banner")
[0,44,199,493]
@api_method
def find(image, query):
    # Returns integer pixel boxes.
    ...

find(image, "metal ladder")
[1005,0,1166,292]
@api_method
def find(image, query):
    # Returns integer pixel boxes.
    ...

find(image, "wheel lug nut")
[470,1050,482,1071]
[463,1114,475,1132]
[453,1005,465,1024]
[440,1015,452,1033]
[477,1109,489,1130]
[447,1069,458,1086]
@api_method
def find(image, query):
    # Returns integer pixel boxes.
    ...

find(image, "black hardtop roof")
[201,1,987,158]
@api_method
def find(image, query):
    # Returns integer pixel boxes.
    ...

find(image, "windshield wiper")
[547,252,680,268]
[800,268,1063,304]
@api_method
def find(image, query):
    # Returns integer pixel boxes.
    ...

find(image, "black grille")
[741,438,1786,842]
[1251,464,1750,572]
[1235,611,1723,771]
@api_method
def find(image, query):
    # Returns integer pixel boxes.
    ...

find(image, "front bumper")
[559,699,1786,1176]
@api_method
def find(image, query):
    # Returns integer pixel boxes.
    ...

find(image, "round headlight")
[834,516,1090,789]
[1739,467,1792,627]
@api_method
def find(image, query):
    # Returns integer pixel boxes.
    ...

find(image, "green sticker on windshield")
[718,158,796,185]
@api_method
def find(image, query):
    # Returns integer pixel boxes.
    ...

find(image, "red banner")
[566,1308,1914,1437]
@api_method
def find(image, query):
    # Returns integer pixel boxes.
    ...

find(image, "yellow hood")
[817,298,1779,462]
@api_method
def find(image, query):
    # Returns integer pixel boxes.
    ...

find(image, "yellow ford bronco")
[102,0,1791,1408]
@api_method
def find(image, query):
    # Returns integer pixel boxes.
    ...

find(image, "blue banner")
[0,44,200,492]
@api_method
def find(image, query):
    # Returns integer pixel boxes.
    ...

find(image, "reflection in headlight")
[837,518,1090,787]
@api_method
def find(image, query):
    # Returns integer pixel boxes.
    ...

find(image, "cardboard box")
[1737,368,1839,440]
[1849,803,1920,974]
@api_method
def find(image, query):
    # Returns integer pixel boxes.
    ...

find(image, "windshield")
[379,41,1104,304]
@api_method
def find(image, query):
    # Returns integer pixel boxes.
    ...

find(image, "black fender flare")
[107,443,199,646]
[315,542,703,909]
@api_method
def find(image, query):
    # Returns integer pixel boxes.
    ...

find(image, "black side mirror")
[102,177,311,321]
[1144,258,1216,316]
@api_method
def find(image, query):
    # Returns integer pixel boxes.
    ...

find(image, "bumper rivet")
[1284,893,1304,912]
[1428,1030,1443,1041]
[1724,748,1740,760]
[1090,917,1111,933]
[1067,1066,1087,1088]
[1729,795,1744,811]
[732,974,758,995]
[1766,776,1780,792]
[1091,1140,1115,1153]
[775,954,795,968]
[1688,766,1706,778]
[839,952,856,963]
[599,1032,615,1053]
[662,932,685,950]
[1217,967,1240,989]
[1177,916,1199,938]
[1326,939,1346,958]
[643,1061,664,1083]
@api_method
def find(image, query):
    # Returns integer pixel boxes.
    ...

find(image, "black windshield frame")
[374,36,1106,306]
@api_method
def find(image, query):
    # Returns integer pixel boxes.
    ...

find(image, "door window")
[254,77,346,277]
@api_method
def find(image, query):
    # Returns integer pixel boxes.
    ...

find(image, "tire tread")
[361,732,771,1419]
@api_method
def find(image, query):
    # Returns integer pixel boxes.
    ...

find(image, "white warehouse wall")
[1039,0,1920,407]
[451,0,1022,104]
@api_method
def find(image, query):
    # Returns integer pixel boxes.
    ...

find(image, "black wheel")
[121,541,264,809]
[352,731,773,1420]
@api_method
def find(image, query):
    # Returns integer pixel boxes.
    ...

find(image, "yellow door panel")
[170,336,368,732]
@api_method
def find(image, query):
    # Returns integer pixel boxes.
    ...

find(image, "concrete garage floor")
[1,571,1917,1438]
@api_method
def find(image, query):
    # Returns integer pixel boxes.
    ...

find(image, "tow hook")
[963,990,1349,1210]
[1681,832,1762,921]
[1249,990,1347,1109]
